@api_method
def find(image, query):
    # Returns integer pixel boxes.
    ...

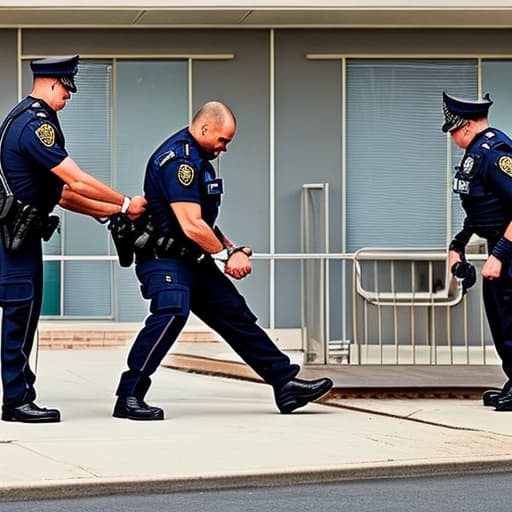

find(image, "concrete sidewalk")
[1,347,512,502]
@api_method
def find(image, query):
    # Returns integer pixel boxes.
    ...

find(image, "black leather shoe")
[2,402,61,423]
[274,377,334,414]
[482,389,503,407]
[494,384,512,411]
[484,380,512,408]
[113,396,164,420]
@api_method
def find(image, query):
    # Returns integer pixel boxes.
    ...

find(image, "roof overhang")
[1,1,512,28]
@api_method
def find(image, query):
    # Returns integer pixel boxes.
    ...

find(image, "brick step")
[37,323,220,349]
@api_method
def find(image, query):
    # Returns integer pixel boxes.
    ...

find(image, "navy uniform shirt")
[144,127,223,251]
[453,128,512,235]
[0,96,67,214]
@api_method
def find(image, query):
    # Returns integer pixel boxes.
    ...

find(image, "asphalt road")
[0,473,509,512]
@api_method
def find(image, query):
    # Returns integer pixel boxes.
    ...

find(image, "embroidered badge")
[462,156,474,174]
[177,164,195,186]
[35,123,55,147]
[498,155,512,177]
[453,177,470,194]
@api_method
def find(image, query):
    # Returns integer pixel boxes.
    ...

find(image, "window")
[345,59,477,250]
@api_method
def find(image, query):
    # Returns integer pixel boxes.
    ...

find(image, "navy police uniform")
[114,128,302,408]
[0,55,78,422]
[444,92,512,409]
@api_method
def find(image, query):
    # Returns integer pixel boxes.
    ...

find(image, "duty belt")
[136,237,205,264]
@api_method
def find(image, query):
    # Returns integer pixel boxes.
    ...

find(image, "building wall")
[2,28,512,345]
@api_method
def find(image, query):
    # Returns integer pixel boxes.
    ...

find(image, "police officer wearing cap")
[443,91,512,411]
[0,55,147,423]
[112,101,333,420]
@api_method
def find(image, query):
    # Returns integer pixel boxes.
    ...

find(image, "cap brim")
[441,121,451,133]
[59,76,77,93]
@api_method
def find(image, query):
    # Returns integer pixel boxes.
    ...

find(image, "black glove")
[451,261,477,294]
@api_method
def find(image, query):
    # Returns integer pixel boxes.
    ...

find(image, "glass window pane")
[63,261,112,317]
[346,58,477,251]
[115,60,189,322]
[41,261,60,316]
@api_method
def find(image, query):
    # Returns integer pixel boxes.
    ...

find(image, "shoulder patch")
[498,155,512,176]
[462,156,474,174]
[35,123,55,147]
[158,150,176,168]
[177,163,195,187]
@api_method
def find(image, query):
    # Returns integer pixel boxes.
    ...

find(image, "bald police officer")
[0,55,146,423]
[113,101,333,420]
[443,91,512,411]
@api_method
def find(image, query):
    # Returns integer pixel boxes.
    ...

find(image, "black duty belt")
[136,242,205,264]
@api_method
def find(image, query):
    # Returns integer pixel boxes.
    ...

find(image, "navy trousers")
[0,234,42,407]
[483,273,512,380]
[116,257,299,398]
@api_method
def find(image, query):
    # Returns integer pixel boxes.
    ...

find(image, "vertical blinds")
[345,59,477,251]
[59,61,113,316]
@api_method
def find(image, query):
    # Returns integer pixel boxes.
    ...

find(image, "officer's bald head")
[189,101,236,157]
[191,101,236,130]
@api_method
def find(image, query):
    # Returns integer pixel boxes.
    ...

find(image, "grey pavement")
[1,347,512,502]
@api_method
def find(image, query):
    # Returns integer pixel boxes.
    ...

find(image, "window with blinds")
[345,59,477,251]
[39,59,189,318]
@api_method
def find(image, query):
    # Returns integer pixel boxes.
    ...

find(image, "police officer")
[443,91,512,411]
[0,55,146,423]
[113,101,333,420]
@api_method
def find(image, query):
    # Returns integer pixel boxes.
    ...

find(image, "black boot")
[274,377,334,414]
[113,395,164,420]
[494,381,512,411]
[2,402,61,423]
[484,380,512,409]
[482,389,503,407]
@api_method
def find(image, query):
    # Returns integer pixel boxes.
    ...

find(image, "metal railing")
[351,248,495,366]
[39,248,497,367]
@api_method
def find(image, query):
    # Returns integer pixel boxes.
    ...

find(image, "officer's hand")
[225,251,252,280]
[482,254,502,281]
[126,195,147,221]
[448,249,462,270]
[451,260,477,294]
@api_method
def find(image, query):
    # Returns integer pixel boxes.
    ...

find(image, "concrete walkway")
[1,347,512,502]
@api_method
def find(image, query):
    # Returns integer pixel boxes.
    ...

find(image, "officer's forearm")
[52,157,125,206]
[503,222,512,241]
[171,201,224,253]
[489,221,512,263]
[448,223,473,258]
[59,187,122,218]
[183,220,224,253]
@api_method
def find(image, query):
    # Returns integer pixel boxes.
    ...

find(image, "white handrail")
[353,247,464,306]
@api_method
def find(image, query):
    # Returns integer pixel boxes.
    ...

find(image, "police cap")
[442,91,493,133]
[30,55,79,93]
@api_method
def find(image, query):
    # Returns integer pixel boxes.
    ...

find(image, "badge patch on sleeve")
[177,164,195,186]
[462,156,474,174]
[35,123,55,147]
[498,155,512,177]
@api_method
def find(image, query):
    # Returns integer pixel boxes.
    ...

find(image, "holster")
[0,200,42,253]
[108,213,135,267]
[0,184,15,221]
[41,215,60,242]
[108,212,156,267]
